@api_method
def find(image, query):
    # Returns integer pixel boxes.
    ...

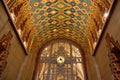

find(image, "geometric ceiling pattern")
[5,0,112,55]
[27,0,94,54]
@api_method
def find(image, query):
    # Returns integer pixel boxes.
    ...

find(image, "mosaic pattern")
[8,0,112,54]
[27,0,94,54]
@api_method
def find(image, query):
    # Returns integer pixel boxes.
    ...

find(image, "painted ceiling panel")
[5,0,113,54]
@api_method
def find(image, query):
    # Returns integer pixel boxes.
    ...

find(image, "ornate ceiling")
[5,0,113,54]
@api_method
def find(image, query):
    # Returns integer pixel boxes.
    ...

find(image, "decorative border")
[1,0,28,55]
[105,33,120,80]
[92,0,117,56]
[0,31,13,76]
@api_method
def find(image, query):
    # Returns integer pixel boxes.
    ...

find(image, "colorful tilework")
[12,0,110,55]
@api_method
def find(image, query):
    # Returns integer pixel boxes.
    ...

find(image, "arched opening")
[34,40,87,80]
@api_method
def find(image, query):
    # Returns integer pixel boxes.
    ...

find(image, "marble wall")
[0,1,26,80]
[94,0,120,80]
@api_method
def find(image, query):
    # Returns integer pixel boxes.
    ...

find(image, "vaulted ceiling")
[5,0,113,54]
